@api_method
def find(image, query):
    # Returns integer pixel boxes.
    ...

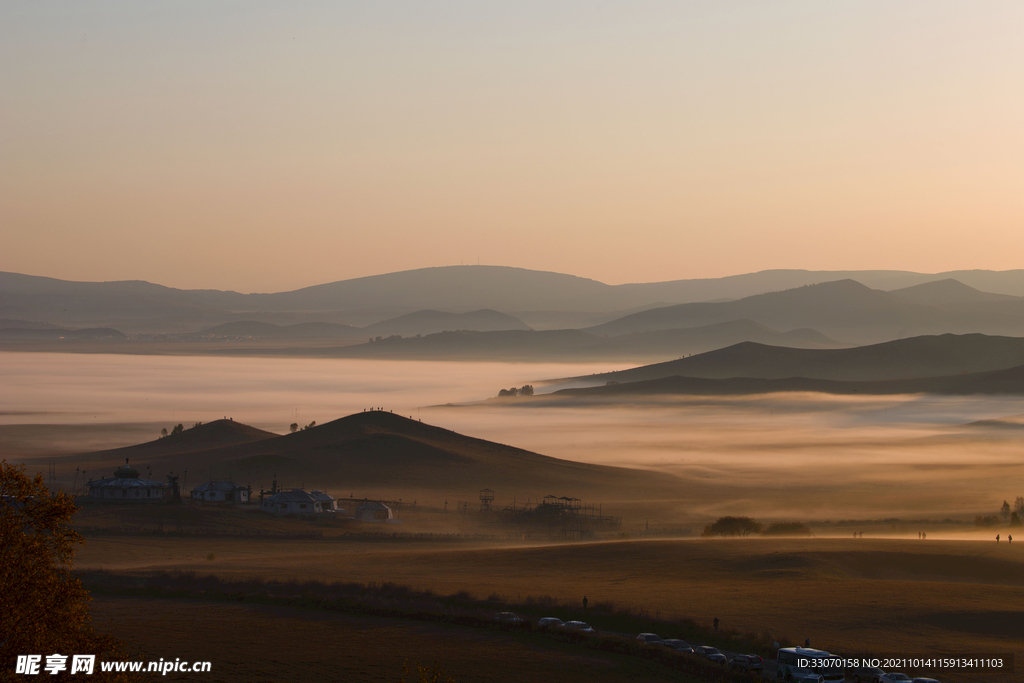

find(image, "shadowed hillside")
[69,412,676,499]
[77,419,279,463]
[568,333,1024,386]
[549,364,1024,399]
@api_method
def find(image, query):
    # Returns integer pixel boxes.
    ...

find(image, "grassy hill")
[69,412,675,500]
[550,364,1024,398]
[77,419,279,466]
[569,333,1024,386]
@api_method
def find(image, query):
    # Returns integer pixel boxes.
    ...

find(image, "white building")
[355,501,393,522]
[260,489,322,516]
[191,480,249,503]
[86,460,169,503]
[309,490,342,512]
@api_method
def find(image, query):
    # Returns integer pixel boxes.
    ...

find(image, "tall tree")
[0,460,136,678]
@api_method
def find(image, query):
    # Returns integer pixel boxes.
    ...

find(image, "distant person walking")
[804,638,811,648]
[713,617,719,632]
[582,596,588,610]
[1010,535,1013,544]
[996,534,1000,543]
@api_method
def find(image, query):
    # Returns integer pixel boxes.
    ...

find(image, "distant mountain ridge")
[6,266,1024,334]
[325,319,846,362]
[584,280,1024,344]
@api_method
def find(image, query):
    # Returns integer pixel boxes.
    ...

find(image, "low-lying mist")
[4,352,1024,523]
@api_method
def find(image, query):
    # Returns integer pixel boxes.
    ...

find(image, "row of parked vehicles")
[635,633,765,672]
[494,616,943,683]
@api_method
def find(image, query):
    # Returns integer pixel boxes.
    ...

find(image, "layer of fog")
[4,352,1024,521]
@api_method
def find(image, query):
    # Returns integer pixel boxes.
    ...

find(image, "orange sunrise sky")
[2,1,1023,293]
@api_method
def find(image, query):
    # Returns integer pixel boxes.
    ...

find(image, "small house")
[260,489,322,516]
[355,501,393,522]
[191,480,249,503]
[309,490,341,511]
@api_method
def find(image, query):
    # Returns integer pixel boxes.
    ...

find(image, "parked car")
[636,633,663,644]
[658,639,693,653]
[695,646,728,665]
[800,675,824,683]
[879,674,912,683]
[730,654,765,674]
[537,617,563,628]
[911,678,940,683]
[849,666,885,683]
[493,612,523,625]
[563,621,596,634]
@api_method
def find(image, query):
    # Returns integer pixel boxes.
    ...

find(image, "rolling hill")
[585,280,1024,344]
[563,333,1024,386]
[361,309,531,337]
[69,412,675,500]
[328,319,846,361]
[76,420,280,465]
[549,364,1024,399]
[7,266,1024,335]
[194,321,363,339]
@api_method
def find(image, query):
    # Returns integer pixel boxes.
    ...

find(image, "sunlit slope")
[573,333,1024,385]
[71,412,675,499]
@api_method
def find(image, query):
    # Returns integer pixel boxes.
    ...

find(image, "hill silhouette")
[8,266,1024,335]
[550,364,1024,398]
[586,279,1024,345]
[196,321,362,339]
[327,320,845,361]
[361,309,531,337]
[78,419,279,464]
[888,278,1020,306]
[70,412,673,499]
[567,333,1024,386]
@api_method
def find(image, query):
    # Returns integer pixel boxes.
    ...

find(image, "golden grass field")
[77,535,1024,683]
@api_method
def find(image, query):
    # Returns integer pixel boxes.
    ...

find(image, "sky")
[2,1,1023,293]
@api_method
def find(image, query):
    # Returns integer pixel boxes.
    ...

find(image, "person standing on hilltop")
[997,534,1000,543]
[582,595,588,611]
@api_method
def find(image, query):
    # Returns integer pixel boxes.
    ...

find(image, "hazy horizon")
[4,2,1024,292]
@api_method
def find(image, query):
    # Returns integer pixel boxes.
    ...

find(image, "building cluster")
[83,461,397,523]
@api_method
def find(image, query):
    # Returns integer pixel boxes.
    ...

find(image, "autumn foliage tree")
[0,460,133,678]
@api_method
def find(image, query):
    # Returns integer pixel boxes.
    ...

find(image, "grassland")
[76,534,1023,683]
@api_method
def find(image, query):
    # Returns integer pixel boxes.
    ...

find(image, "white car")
[563,621,595,634]
[537,617,563,628]
[659,639,693,653]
